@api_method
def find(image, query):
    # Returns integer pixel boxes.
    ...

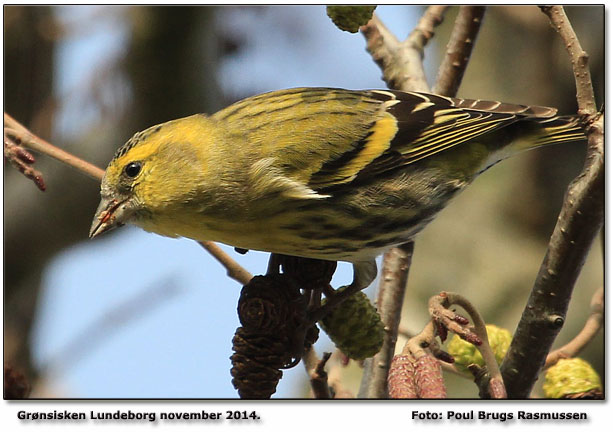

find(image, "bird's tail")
[525,115,587,148]
[502,114,586,159]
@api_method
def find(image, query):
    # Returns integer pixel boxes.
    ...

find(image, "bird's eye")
[124,161,142,178]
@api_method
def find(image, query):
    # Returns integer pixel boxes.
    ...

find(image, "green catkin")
[543,358,602,399]
[319,289,384,360]
[326,6,377,33]
[447,324,512,372]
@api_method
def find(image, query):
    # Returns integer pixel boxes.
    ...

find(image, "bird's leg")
[308,260,377,323]
[285,260,378,368]
[266,253,282,275]
[351,260,378,292]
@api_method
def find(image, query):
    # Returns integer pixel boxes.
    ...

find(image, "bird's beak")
[89,195,135,238]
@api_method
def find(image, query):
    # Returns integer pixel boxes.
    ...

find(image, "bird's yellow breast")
[135,209,314,257]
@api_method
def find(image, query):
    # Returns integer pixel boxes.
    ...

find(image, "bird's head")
[89,115,213,239]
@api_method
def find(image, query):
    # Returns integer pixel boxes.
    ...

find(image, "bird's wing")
[214,88,557,196]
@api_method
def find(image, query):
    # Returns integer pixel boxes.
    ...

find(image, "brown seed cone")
[231,274,312,398]
[415,355,447,399]
[388,354,418,399]
[230,328,287,399]
[279,255,337,289]
[237,274,306,336]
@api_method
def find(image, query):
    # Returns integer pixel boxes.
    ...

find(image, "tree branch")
[198,241,253,285]
[358,6,451,399]
[4,129,46,191]
[398,325,470,378]
[409,5,449,51]
[361,6,448,92]
[500,6,603,398]
[544,287,603,368]
[433,6,486,96]
[4,112,105,181]
[403,319,435,358]
[302,348,332,399]
[358,241,414,398]
[539,6,597,117]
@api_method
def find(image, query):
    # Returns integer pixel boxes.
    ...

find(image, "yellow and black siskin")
[90,87,586,291]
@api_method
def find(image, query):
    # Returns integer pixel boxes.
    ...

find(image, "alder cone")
[279,255,337,289]
[230,328,286,399]
[231,274,310,398]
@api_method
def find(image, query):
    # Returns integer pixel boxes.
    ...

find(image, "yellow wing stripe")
[413,119,502,150]
[411,101,435,113]
[534,133,586,146]
[334,115,398,182]
[402,118,506,162]
[432,109,469,124]
[407,114,499,153]
[412,112,479,142]
[308,114,398,188]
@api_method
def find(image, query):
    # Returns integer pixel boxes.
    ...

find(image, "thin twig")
[4,112,105,181]
[398,324,468,378]
[327,350,354,398]
[439,358,470,378]
[429,292,506,399]
[500,6,603,399]
[361,6,448,92]
[539,6,597,117]
[302,347,332,399]
[306,276,366,324]
[544,287,603,368]
[198,241,253,285]
[4,130,46,191]
[408,5,449,51]
[403,319,435,358]
[433,6,486,96]
[397,325,413,340]
[358,241,414,398]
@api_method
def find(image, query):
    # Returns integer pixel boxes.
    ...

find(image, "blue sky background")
[30,5,421,398]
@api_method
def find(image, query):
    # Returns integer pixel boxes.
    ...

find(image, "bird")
[89,87,586,292]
